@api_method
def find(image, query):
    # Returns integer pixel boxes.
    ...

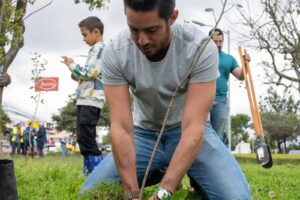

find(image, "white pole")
[227,30,231,151]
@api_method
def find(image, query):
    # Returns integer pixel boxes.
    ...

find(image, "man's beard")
[144,26,171,61]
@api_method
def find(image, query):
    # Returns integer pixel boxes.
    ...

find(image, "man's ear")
[169,10,179,26]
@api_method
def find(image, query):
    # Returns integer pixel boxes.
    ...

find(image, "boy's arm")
[67,47,103,81]
[71,73,80,81]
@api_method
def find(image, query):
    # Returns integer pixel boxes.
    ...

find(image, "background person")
[209,28,250,144]
[61,16,105,175]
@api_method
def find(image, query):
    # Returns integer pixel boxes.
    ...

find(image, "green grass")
[0,154,300,199]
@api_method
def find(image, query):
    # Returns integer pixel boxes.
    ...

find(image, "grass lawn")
[0,154,300,200]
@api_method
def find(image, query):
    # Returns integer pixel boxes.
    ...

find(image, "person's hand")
[244,53,251,62]
[61,56,74,66]
[148,195,157,200]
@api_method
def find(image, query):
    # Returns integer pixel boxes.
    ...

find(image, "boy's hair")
[79,16,104,35]
[209,28,223,37]
[123,0,175,21]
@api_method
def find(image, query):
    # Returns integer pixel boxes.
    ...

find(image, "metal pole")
[227,30,231,151]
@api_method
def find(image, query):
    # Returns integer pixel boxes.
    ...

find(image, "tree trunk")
[284,140,287,154]
[0,86,4,105]
[277,141,282,153]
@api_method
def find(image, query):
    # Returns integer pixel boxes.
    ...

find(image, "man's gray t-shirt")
[101,23,219,131]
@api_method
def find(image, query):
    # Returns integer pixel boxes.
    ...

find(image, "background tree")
[260,87,300,115]
[52,97,110,135]
[236,0,300,93]
[52,99,77,135]
[102,133,111,145]
[261,112,300,153]
[0,105,10,135]
[230,113,251,149]
[0,0,109,105]
[260,86,300,153]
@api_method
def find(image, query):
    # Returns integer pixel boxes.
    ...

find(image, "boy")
[61,16,105,175]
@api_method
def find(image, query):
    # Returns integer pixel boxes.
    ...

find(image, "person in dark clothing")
[36,124,47,157]
[23,122,36,157]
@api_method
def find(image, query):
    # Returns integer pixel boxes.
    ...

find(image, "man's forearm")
[160,124,205,192]
[111,127,139,192]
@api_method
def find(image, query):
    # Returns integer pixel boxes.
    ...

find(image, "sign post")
[35,77,59,91]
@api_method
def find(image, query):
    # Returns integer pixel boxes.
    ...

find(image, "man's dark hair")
[123,0,175,21]
[209,28,223,37]
[79,16,104,35]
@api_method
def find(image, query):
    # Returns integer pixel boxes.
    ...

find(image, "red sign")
[35,77,59,91]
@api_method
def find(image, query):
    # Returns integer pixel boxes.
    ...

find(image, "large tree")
[230,114,251,149]
[260,86,300,115]
[260,86,300,153]
[261,112,300,153]
[52,98,110,135]
[236,0,300,92]
[0,0,109,105]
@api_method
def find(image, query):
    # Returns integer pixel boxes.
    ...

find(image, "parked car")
[103,144,112,152]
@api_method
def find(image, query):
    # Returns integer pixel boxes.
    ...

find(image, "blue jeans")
[23,140,30,155]
[210,98,229,143]
[80,122,251,200]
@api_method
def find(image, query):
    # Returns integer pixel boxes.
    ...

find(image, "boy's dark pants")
[77,105,101,156]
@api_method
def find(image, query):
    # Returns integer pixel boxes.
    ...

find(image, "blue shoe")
[87,155,104,172]
[83,154,104,176]
[82,156,91,177]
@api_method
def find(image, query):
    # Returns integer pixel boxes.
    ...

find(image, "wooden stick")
[238,47,259,135]
[243,49,264,137]
[238,46,264,137]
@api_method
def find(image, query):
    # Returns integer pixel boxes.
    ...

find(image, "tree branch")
[23,0,54,21]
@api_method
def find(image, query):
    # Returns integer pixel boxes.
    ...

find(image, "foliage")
[0,105,10,135]
[231,114,251,148]
[259,87,300,153]
[0,0,31,104]
[101,133,111,145]
[2,155,299,200]
[259,87,300,115]
[52,99,77,135]
[236,0,300,93]
[52,97,110,135]
[99,103,110,127]
[261,112,300,153]
[73,0,110,10]
[288,143,300,151]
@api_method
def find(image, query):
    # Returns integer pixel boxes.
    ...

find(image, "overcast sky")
[4,0,267,123]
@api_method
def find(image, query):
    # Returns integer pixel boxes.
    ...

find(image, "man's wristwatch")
[124,191,140,200]
[156,187,172,200]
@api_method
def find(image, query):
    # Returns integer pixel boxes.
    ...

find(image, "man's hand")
[61,56,74,66]
[148,195,157,200]
[244,53,251,62]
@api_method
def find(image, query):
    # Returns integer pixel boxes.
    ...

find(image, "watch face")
[157,188,170,199]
